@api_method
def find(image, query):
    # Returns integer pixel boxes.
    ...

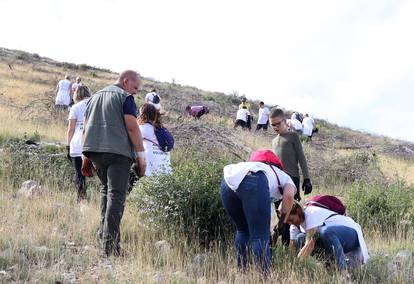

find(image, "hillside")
[1,47,413,183]
[1,47,414,283]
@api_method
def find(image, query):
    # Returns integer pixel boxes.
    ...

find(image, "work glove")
[81,157,96,177]
[302,178,312,195]
[128,163,140,194]
[66,146,72,162]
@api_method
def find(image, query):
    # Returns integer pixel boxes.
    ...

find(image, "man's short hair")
[259,101,264,105]
[270,108,285,119]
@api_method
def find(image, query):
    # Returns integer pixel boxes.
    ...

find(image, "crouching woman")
[286,201,369,272]
[220,150,296,274]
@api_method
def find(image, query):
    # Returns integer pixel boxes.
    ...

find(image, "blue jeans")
[319,226,359,270]
[220,172,271,273]
[293,225,359,270]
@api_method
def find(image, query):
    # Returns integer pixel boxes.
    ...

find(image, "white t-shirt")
[56,79,72,106]
[257,107,270,125]
[291,206,369,264]
[68,99,88,157]
[139,123,171,176]
[145,92,161,110]
[72,82,80,92]
[236,108,249,122]
[302,117,314,136]
[223,161,296,201]
[291,118,303,131]
[290,224,305,240]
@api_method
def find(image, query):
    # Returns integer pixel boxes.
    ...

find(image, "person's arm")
[55,83,59,96]
[124,115,146,177]
[67,119,76,145]
[293,134,310,179]
[298,228,318,258]
[278,184,295,224]
[124,115,145,152]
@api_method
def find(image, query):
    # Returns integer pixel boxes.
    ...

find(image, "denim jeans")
[293,225,359,270]
[220,171,271,273]
[319,225,359,270]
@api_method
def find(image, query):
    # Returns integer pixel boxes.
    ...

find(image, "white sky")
[1,0,413,142]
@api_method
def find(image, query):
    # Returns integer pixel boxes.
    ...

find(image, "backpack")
[152,94,160,104]
[154,126,174,152]
[296,113,304,123]
[249,150,285,194]
[305,195,346,215]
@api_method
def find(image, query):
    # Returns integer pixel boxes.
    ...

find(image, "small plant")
[346,181,414,231]
[130,150,235,245]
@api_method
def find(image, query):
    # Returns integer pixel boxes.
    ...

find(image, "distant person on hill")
[71,77,82,94]
[239,96,250,110]
[83,70,146,257]
[137,103,172,176]
[270,108,312,246]
[302,114,315,140]
[145,89,162,111]
[290,113,303,134]
[234,106,249,129]
[66,85,91,202]
[286,201,369,274]
[185,105,209,119]
[256,101,270,132]
[55,75,72,110]
[70,77,82,106]
[220,150,296,274]
[239,97,252,131]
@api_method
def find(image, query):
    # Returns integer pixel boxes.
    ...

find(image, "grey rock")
[17,180,49,198]
[153,272,166,284]
[33,246,50,254]
[388,250,413,280]
[0,248,12,260]
[193,253,207,267]
[196,277,207,284]
[190,254,208,277]
[0,270,11,281]
[154,240,171,256]
[19,252,28,265]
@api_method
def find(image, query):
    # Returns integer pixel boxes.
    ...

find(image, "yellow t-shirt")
[239,102,251,110]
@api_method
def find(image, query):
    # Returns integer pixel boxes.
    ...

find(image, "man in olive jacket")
[270,108,312,246]
[83,70,146,256]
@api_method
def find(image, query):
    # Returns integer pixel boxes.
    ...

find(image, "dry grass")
[0,106,67,142]
[379,154,414,186]
[0,181,412,283]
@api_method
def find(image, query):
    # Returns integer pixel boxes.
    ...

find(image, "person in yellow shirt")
[239,97,252,130]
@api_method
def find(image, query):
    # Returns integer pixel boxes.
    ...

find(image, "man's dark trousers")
[88,152,132,256]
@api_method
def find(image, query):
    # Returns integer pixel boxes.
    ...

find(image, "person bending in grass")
[66,85,91,202]
[285,201,369,274]
[220,150,296,274]
[270,108,312,245]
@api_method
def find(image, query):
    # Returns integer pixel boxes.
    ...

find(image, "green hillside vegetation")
[1,47,414,283]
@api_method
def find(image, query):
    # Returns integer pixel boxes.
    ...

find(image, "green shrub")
[0,140,100,192]
[129,150,235,245]
[346,182,414,231]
